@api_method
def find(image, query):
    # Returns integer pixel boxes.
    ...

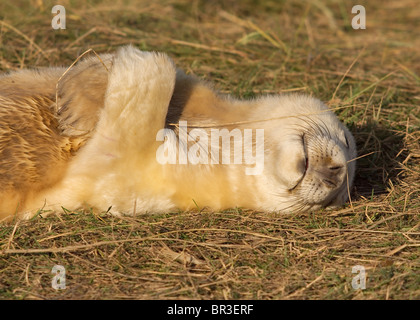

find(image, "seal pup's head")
[255,94,357,212]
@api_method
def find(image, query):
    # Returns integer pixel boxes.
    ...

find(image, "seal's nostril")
[322,178,337,188]
[328,165,343,171]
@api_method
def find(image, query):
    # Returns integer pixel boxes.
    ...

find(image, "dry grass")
[0,0,419,300]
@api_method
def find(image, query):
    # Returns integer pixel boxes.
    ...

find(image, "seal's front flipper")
[96,46,177,151]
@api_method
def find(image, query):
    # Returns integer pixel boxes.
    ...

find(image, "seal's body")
[0,46,356,220]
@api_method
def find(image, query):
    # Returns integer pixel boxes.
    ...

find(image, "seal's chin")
[325,184,350,207]
[291,181,349,213]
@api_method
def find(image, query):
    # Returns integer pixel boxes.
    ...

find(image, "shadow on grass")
[350,121,414,199]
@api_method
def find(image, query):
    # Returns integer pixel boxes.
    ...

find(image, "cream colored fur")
[0,46,357,221]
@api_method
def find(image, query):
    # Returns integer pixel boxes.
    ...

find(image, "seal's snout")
[316,165,345,189]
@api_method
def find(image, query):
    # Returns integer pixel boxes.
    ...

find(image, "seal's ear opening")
[275,135,307,190]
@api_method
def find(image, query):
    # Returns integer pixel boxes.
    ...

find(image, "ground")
[0,0,419,300]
